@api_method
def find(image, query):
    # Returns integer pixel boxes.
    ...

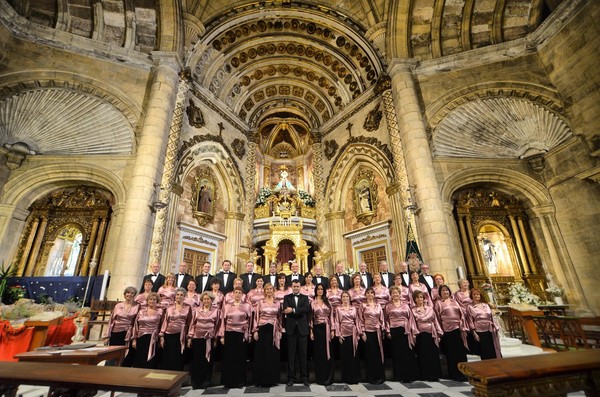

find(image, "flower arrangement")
[545,285,565,297]
[508,282,541,306]
[297,190,316,207]
[255,187,273,207]
[5,285,26,304]
[344,267,356,276]
[481,283,493,292]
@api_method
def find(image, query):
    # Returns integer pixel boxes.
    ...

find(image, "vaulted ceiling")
[2,0,565,158]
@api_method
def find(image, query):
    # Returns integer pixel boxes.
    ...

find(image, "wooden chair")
[85,298,119,341]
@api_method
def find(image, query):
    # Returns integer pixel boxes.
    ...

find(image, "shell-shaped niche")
[432,97,572,158]
[0,89,134,155]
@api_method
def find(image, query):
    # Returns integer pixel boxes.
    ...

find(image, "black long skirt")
[221,331,247,388]
[364,331,385,384]
[339,335,360,384]
[190,338,213,389]
[108,330,134,367]
[161,332,184,371]
[253,324,280,386]
[415,332,442,381]
[132,334,158,369]
[477,331,498,360]
[390,326,419,382]
[440,329,467,381]
[312,323,333,385]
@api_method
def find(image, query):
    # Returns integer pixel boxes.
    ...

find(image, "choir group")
[103,260,501,389]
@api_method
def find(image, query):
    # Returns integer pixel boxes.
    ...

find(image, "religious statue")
[358,186,372,212]
[274,166,295,192]
[198,185,212,213]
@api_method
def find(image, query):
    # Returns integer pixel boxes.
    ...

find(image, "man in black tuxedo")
[334,261,351,291]
[240,261,258,293]
[397,261,410,287]
[215,259,236,293]
[379,260,395,288]
[312,264,329,289]
[263,262,279,287]
[286,262,305,286]
[358,261,373,289]
[174,262,193,289]
[142,262,165,292]
[419,263,435,296]
[283,280,310,386]
[195,261,214,292]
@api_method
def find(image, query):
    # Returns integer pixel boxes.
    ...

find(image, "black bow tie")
[223,272,229,274]
[361,273,366,276]
[294,294,299,297]
[382,272,388,275]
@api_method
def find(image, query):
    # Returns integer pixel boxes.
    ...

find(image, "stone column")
[161,188,182,268]
[379,76,411,259]
[0,204,30,268]
[325,211,346,270]
[387,59,459,272]
[224,211,245,267]
[456,214,476,275]
[25,216,47,276]
[18,216,39,275]
[109,53,180,298]
[243,141,257,255]
[517,216,537,273]
[312,139,327,249]
[80,217,100,276]
[509,214,531,274]
[148,70,191,267]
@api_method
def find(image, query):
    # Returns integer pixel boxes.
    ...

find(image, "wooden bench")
[0,361,188,397]
[458,350,600,397]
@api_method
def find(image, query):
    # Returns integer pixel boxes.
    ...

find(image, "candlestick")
[457,266,465,280]
[99,270,109,301]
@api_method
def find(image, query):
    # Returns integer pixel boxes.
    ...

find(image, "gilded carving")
[190,168,218,226]
[186,99,205,128]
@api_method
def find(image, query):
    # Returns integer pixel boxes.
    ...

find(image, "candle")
[99,270,109,301]
[457,266,465,280]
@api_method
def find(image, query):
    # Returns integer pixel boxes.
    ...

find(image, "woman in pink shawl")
[159,288,192,371]
[219,287,252,388]
[467,288,502,360]
[103,286,139,366]
[188,291,220,389]
[251,283,283,387]
[310,283,334,385]
[385,285,418,382]
[412,289,443,381]
[335,290,361,384]
[131,292,163,368]
[434,285,468,381]
[359,287,386,384]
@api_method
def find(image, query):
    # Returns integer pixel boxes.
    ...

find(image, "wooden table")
[15,345,127,365]
[459,349,600,397]
[0,362,188,397]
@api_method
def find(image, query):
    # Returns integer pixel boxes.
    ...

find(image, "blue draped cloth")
[7,276,106,304]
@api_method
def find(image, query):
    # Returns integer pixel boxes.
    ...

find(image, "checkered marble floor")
[17,381,587,397]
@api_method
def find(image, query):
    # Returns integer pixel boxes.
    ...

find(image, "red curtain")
[45,314,78,346]
[0,321,34,361]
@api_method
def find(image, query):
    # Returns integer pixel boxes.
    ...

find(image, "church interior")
[0,0,599,316]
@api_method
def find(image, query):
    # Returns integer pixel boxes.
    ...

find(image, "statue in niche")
[352,168,379,225]
[358,186,372,212]
[191,168,217,226]
[274,166,295,192]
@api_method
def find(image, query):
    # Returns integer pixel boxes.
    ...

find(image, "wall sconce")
[404,185,419,213]
[149,183,167,212]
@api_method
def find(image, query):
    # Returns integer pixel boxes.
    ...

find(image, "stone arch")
[441,167,552,208]
[177,141,245,213]
[326,144,395,213]
[2,164,127,208]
